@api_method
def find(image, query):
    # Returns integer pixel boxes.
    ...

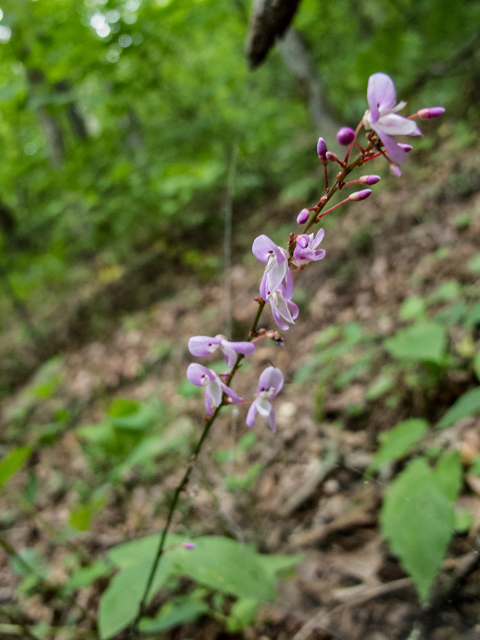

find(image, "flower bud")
[296,208,309,224]
[319,195,328,205]
[325,151,338,162]
[183,542,196,549]
[348,189,372,202]
[397,143,413,153]
[417,107,445,120]
[359,175,381,185]
[317,137,327,158]
[297,234,309,248]
[390,163,402,177]
[336,126,356,146]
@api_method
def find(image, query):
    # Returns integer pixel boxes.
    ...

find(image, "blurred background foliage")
[0,0,478,371]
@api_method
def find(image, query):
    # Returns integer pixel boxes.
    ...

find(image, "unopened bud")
[319,195,328,205]
[325,151,338,162]
[336,126,356,146]
[183,542,196,549]
[297,235,308,248]
[417,107,445,120]
[317,137,327,158]
[296,208,309,224]
[390,163,402,177]
[348,189,372,202]
[359,175,381,185]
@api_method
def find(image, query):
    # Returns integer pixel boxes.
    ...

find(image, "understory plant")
[95,72,450,639]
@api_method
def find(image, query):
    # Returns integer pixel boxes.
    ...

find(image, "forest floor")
[2,129,480,640]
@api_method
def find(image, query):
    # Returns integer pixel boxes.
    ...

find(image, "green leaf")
[0,446,33,488]
[399,296,427,322]
[99,556,175,639]
[65,561,112,592]
[366,371,395,401]
[473,352,480,382]
[381,457,454,602]
[384,322,446,365]
[370,419,428,470]
[226,598,259,632]
[256,553,303,576]
[433,451,462,501]
[470,453,480,476]
[108,534,185,568]
[437,387,480,429]
[170,537,276,602]
[140,601,209,633]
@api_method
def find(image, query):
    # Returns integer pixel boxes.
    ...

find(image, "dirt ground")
[2,136,480,640]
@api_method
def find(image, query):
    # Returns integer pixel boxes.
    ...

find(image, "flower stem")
[128,299,267,640]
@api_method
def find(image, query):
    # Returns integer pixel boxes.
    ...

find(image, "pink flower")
[246,366,284,432]
[186,363,242,415]
[252,235,289,293]
[260,268,299,331]
[188,335,255,368]
[292,229,326,267]
[363,72,422,164]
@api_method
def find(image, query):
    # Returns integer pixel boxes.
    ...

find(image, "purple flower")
[260,268,299,331]
[183,542,196,549]
[417,107,445,120]
[297,208,310,224]
[317,137,327,158]
[187,363,242,415]
[292,229,326,267]
[188,335,255,368]
[363,72,422,164]
[246,366,284,432]
[349,189,372,201]
[252,234,290,293]
[336,127,356,146]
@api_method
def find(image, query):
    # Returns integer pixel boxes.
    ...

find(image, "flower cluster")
[186,72,444,434]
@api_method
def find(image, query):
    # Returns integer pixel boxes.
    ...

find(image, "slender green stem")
[129,299,267,639]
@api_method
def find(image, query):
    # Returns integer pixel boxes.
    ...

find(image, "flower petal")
[374,126,407,164]
[186,363,210,386]
[313,228,325,249]
[225,341,256,356]
[219,379,242,404]
[257,366,284,396]
[252,235,277,263]
[188,335,220,357]
[267,408,277,432]
[267,258,288,294]
[220,342,238,368]
[375,113,422,137]
[246,402,257,427]
[207,378,223,408]
[367,73,396,123]
[255,397,272,417]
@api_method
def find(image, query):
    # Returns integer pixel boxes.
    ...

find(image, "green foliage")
[0,445,32,487]
[437,387,480,429]
[370,419,428,471]
[381,454,461,601]
[99,534,301,638]
[384,322,447,365]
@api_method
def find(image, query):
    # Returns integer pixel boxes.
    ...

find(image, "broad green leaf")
[433,451,462,501]
[384,322,446,365]
[65,561,112,592]
[99,556,175,639]
[381,457,454,601]
[0,446,33,488]
[370,419,428,470]
[437,387,480,429]
[257,553,303,576]
[108,534,185,568]
[226,598,259,632]
[399,296,427,322]
[170,537,276,602]
[140,601,209,633]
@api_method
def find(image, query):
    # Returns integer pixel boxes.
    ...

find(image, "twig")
[291,578,413,640]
